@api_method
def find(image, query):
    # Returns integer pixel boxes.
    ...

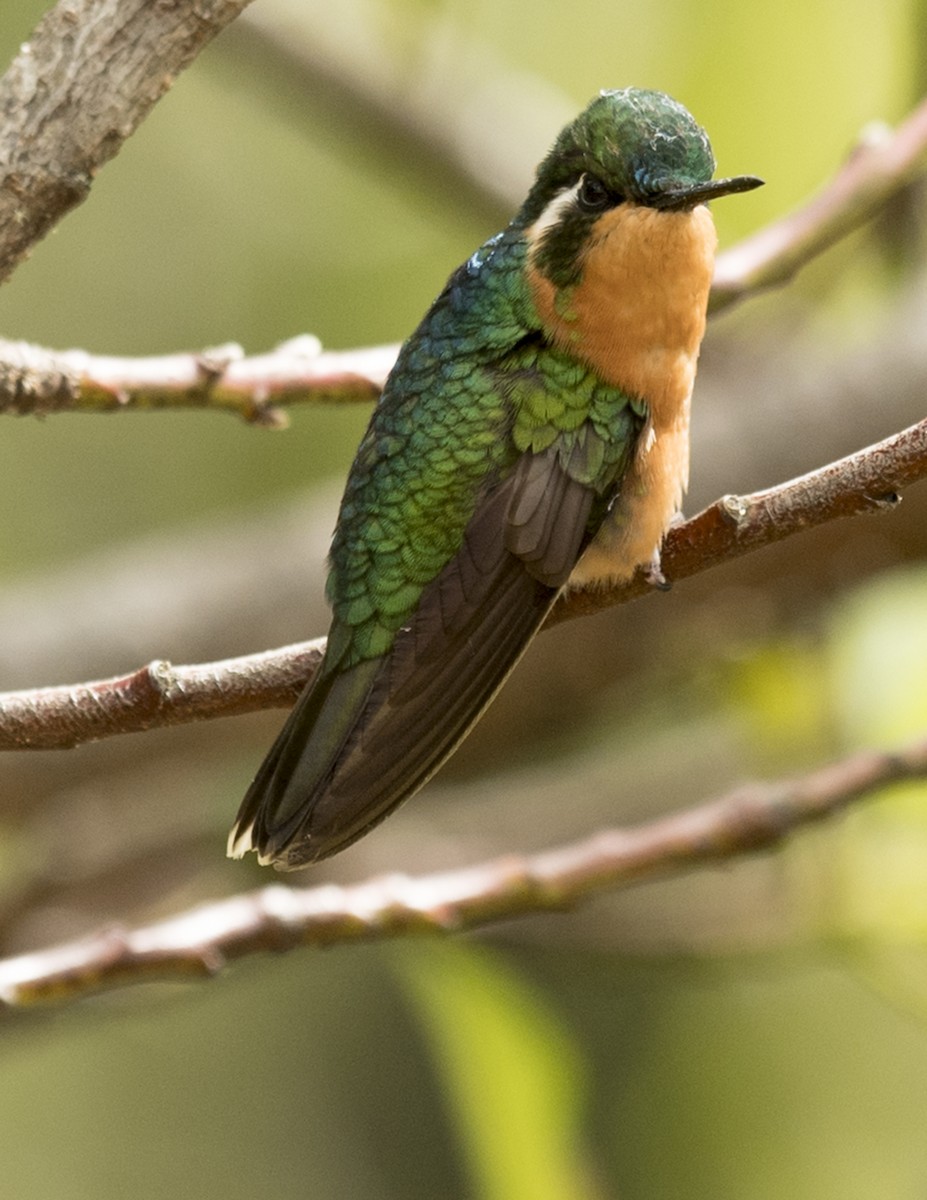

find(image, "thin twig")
[0,337,396,427]
[2,733,924,1009]
[1,417,924,750]
[710,96,927,310]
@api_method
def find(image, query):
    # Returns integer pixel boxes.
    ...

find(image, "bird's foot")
[645,511,687,591]
[644,546,671,592]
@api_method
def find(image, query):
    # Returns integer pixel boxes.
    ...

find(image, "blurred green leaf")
[726,636,831,764]
[824,570,927,943]
[829,569,927,747]
[398,941,597,1200]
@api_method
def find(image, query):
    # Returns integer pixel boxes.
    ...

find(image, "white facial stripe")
[527,180,582,246]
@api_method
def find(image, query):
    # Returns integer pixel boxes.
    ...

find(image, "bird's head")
[519,87,763,289]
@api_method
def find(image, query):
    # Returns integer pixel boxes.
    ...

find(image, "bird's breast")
[526,203,718,588]
[527,203,717,431]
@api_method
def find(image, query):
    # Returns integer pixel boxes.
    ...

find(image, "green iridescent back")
[324,227,641,669]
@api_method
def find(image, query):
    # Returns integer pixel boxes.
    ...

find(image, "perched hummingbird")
[229,87,762,869]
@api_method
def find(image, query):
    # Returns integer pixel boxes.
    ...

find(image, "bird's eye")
[576,173,617,212]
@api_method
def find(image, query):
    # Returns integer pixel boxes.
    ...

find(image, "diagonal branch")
[2,731,925,1009]
[710,95,927,311]
[0,640,324,750]
[232,1,557,220]
[0,0,255,285]
[1,417,924,750]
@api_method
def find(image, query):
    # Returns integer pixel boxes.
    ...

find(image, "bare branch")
[1,94,926,417]
[2,733,924,1009]
[0,641,324,750]
[711,96,927,311]
[0,336,395,426]
[1,417,924,750]
[0,0,254,284]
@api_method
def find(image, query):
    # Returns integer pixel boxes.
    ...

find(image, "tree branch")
[711,95,927,310]
[0,640,325,750]
[0,0,254,284]
[0,336,395,426]
[1,417,924,750]
[1,732,924,1009]
[1,93,926,418]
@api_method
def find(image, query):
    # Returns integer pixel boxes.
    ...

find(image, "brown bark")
[0,0,254,283]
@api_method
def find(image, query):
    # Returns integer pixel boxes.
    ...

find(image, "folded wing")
[229,444,598,868]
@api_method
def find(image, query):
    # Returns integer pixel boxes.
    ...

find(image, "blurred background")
[1,0,927,1196]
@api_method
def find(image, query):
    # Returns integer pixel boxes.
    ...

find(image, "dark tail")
[229,447,595,869]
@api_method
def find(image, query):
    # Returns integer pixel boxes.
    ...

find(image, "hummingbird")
[229,87,762,870]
